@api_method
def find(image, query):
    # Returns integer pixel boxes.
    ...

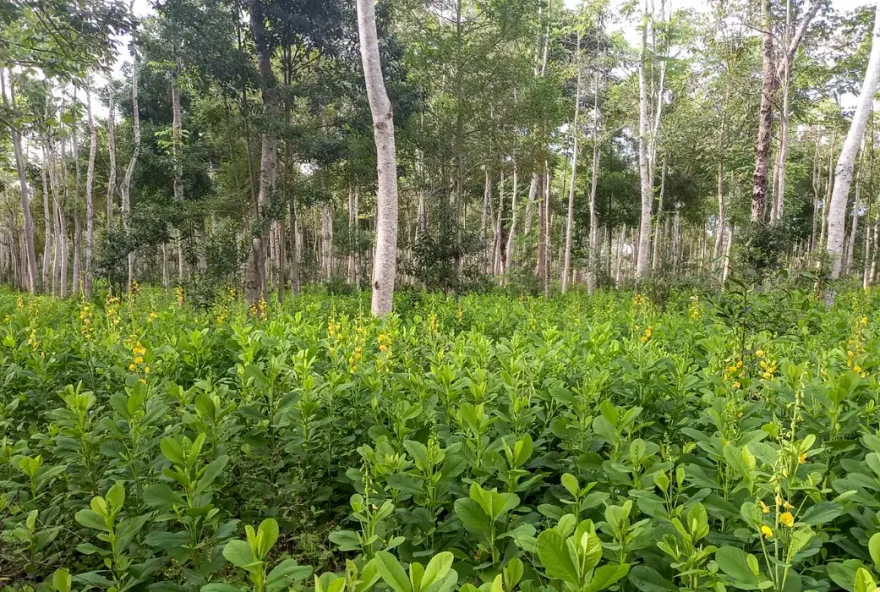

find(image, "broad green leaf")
[715,547,765,590]
[537,530,580,585]
[586,564,631,592]
[799,502,843,525]
[160,437,186,466]
[421,552,453,591]
[374,551,412,592]
[223,539,256,569]
[855,568,876,592]
[257,518,280,558]
[870,533,880,571]
[75,509,108,532]
[628,566,678,592]
[266,559,313,592]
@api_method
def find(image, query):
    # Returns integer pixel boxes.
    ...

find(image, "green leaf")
[223,539,257,569]
[257,518,280,558]
[454,498,491,540]
[106,482,125,511]
[561,473,579,497]
[75,509,109,532]
[855,568,876,592]
[374,551,412,592]
[585,564,630,592]
[870,533,880,571]
[628,566,678,592]
[421,552,453,592]
[144,484,186,511]
[266,559,313,592]
[715,547,765,590]
[197,455,229,492]
[201,585,242,592]
[537,530,580,585]
[799,502,843,525]
[52,568,72,592]
[160,437,186,466]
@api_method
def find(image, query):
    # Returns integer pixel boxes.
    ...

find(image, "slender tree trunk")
[321,202,333,280]
[171,64,186,282]
[493,171,505,276]
[120,42,141,287]
[106,84,116,225]
[289,197,300,294]
[505,163,519,274]
[562,38,582,294]
[247,0,280,310]
[357,0,399,316]
[524,173,538,236]
[587,73,601,295]
[636,0,653,278]
[84,80,97,299]
[751,0,775,223]
[809,134,821,251]
[714,159,726,260]
[651,156,667,271]
[845,170,860,276]
[2,70,38,293]
[41,153,51,291]
[827,3,880,278]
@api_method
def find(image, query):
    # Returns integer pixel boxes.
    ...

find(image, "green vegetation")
[3,284,880,592]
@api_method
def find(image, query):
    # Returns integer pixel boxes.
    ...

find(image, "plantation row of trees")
[2,0,880,313]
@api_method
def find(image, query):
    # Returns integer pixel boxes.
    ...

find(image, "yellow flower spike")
[780,512,794,527]
[761,525,773,539]
[756,350,765,358]
[759,501,770,514]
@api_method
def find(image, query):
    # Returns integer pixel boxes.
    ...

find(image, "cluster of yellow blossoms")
[79,303,94,338]
[106,295,121,327]
[758,494,801,538]
[640,326,653,343]
[126,335,150,376]
[755,350,777,380]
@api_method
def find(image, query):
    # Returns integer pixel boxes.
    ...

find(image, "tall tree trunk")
[714,159,726,259]
[651,156,667,271]
[171,63,186,282]
[106,83,116,225]
[827,2,880,278]
[41,152,51,291]
[636,0,653,278]
[562,38,581,294]
[751,0,775,223]
[321,202,333,280]
[247,0,279,310]
[357,0,399,316]
[84,80,97,299]
[845,166,861,276]
[2,70,38,293]
[505,162,519,274]
[289,197,300,294]
[120,42,141,288]
[493,171,505,276]
[587,73,601,295]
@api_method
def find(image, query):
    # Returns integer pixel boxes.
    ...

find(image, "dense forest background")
[1,0,879,307]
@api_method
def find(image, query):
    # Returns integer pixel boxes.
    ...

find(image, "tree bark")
[751,0,775,223]
[120,43,141,287]
[321,202,333,280]
[587,72,601,295]
[827,1,880,278]
[505,162,519,274]
[562,37,581,294]
[636,0,653,278]
[493,171,505,276]
[171,63,186,282]
[246,0,279,310]
[357,0,399,317]
[106,83,117,225]
[84,80,98,298]
[2,69,39,293]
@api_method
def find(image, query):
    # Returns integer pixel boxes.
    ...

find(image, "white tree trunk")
[504,162,519,274]
[2,69,38,293]
[120,44,141,287]
[827,0,880,278]
[171,66,186,282]
[636,0,653,279]
[357,0,399,316]
[84,80,98,298]
[562,39,581,294]
[106,83,117,224]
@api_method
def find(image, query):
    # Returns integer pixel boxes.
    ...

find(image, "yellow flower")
[144,366,150,374]
[759,501,770,514]
[784,501,794,510]
[780,512,794,527]
[799,453,807,464]
[732,381,741,389]
[379,344,388,352]
[756,350,765,358]
[761,525,773,539]
[854,365,862,373]
[129,363,136,372]
[149,312,158,319]
[134,356,144,365]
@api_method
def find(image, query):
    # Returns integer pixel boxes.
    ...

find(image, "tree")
[826,0,880,278]
[356,0,398,316]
